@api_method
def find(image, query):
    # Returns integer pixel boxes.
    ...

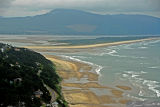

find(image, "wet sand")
[116,86,132,91]
[25,37,158,49]
[44,55,131,107]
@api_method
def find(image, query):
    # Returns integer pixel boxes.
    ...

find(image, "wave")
[121,70,160,98]
[125,93,146,101]
[89,48,118,56]
[109,53,146,59]
[143,80,160,97]
[100,49,118,56]
[108,50,117,54]
[124,71,147,75]
[138,46,148,49]
[142,40,160,46]
[148,66,159,69]
[59,55,103,75]
[121,44,135,49]
[91,47,146,59]
[72,56,88,59]
[119,39,160,50]
[90,48,124,57]
[95,66,103,76]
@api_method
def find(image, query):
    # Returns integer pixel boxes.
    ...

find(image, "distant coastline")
[25,37,160,49]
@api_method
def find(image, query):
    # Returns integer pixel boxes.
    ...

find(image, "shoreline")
[59,55,103,75]
[44,54,132,107]
[1,36,157,106]
[25,37,159,49]
[1,35,160,106]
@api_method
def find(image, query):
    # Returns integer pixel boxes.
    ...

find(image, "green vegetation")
[0,43,67,107]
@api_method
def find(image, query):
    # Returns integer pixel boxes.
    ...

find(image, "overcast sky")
[0,0,160,17]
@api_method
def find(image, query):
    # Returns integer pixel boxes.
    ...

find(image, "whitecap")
[142,40,160,46]
[138,90,144,96]
[124,71,147,75]
[140,71,147,74]
[108,50,117,54]
[122,74,129,77]
[148,66,159,69]
[72,56,88,59]
[132,74,139,78]
[125,93,146,101]
[90,48,118,56]
[60,55,94,66]
[122,70,160,98]
[130,56,146,59]
[138,47,148,49]
[107,51,146,59]
[95,66,103,76]
[122,44,134,49]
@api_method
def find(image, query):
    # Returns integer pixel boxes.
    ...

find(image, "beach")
[25,37,158,49]
[1,35,160,106]
[44,55,132,107]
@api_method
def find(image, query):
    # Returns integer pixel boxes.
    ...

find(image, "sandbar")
[25,37,159,49]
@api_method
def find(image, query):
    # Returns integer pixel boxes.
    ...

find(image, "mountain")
[0,8,160,35]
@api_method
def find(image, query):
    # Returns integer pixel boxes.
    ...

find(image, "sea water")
[55,39,160,101]
[1,35,160,101]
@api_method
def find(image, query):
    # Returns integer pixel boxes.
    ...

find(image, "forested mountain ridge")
[0,43,67,107]
[0,9,160,35]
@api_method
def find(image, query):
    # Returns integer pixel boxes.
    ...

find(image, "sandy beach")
[25,37,159,49]
[44,55,132,107]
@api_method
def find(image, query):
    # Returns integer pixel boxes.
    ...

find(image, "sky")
[0,0,160,17]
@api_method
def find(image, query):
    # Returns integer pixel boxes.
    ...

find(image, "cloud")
[0,0,13,7]
[1,0,160,17]
[0,0,15,13]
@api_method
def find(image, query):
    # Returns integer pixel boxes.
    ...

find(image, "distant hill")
[0,9,160,35]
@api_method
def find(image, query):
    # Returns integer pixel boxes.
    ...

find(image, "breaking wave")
[59,55,103,75]
[120,71,160,98]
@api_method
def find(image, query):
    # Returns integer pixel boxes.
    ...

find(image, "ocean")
[51,38,160,101]
[1,35,160,102]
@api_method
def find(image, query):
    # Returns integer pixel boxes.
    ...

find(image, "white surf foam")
[143,80,160,97]
[122,70,160,98]
[139,90,144,97]
[72,56,88,59]
[124,71,147,75]
[95,66,103,76]
[90,48,118,56]
[90,47,145,59]
[138,46,148,49]
[122,44,134,49]
[108,50,117,54]
[142,40,160,46]
[125,93,146,101]
[103,48,146,59]
[148,66,159,69]
[59,55,103,75]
